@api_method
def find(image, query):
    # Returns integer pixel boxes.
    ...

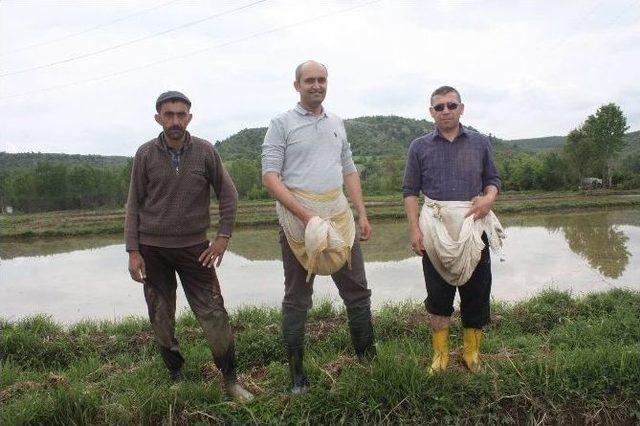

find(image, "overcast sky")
[1,0,639,156]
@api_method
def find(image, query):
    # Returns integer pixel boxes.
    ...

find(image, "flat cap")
[155,90,191,112]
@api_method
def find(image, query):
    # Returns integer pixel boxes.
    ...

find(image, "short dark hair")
[295,60,328,82]
[430,86,461,105]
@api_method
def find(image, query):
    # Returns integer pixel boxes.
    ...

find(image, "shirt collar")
[294,103,327,117]
[434,124,467,141]
[157,131,191,152]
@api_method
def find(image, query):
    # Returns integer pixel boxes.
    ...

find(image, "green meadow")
[2,288,639,424]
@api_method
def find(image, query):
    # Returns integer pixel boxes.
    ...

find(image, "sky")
[1,0,639,156]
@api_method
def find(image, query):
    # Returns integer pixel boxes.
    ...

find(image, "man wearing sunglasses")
[402,86,502,374]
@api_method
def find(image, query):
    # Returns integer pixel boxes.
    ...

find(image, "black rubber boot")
[282,307,309,394]
[346,305,376,361]
[159,339,185,381]
[288,346,308,394]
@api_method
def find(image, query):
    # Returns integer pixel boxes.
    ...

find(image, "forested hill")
[506,136,566,152]
[215,115,435,159]
[215,115,513,159]
[3,119,637,166]
[0,152,129,170]
[507,130,640,154]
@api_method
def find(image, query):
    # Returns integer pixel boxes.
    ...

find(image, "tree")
[564,128,595,183]
[538,152,568,190]
[582,103,629,187]
[227,159,261,199]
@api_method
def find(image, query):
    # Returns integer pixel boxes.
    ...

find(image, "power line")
[0,0,180,56]
[0,0,269,78]
[0,0,381,100]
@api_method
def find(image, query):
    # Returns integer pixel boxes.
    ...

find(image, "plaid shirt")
[402,125,501,201]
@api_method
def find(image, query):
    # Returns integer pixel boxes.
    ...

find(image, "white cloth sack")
[419,197,505,286]
[277,188,355,281]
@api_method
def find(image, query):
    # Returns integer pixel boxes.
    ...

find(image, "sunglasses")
[432,102,459,112]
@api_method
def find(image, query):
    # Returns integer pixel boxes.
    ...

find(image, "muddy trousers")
[139,242,238,383]
[279,229,376,379]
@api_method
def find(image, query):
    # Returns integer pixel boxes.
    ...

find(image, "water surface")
[1,209,638,323]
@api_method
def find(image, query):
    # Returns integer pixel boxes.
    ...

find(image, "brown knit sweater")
[124,132,237,251]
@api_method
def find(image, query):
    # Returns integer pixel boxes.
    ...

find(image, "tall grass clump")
[1,288,639,424]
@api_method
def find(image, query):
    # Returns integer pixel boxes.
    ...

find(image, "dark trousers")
[139,242,236,380]
[279,228,375,359]
[422,233,492,328]
[279,228,372,312]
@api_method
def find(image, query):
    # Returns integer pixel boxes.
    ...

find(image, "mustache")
[169,126,183,131]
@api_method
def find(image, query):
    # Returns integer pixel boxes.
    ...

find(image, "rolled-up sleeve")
[261,118,286,175]
[340,122,357,175]
[402,139,422,197]
[482,139,501,192]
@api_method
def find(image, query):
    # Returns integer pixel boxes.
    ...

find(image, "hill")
[0,152,129,170]
[2,121,637,166]
[505,136,566,152]
[214,115,512,160]
[506,130,640,155]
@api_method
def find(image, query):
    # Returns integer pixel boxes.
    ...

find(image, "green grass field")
[2,288,639,424]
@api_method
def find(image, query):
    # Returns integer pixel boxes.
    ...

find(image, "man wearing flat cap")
[124,91,253,401]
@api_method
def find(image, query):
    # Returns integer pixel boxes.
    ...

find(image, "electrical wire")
[0,0,269,77]
[0,0,380,100]
[1,0,180,56]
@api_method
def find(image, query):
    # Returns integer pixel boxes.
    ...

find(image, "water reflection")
[0,235,122,260]
[1,210,637,273]
[1,209,638,323]
[526,211,633,279]
[563,225,629,279]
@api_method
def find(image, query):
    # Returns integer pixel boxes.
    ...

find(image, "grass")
[1,288,639,424]
[1,189,639,238]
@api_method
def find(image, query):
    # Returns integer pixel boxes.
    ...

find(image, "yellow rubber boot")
[462,328,482,373]
[428,328,449,374]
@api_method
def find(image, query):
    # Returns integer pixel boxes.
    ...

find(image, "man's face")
[155,101,192,141]
[429,91,464,133]
[294,62,328,108]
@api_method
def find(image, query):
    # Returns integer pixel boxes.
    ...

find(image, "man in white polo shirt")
[262,60,376,394]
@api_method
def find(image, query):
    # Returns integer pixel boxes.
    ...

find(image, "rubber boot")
[159,339,185,383]
[346,305,377,361]
[462,328,482,373]
[428,328,449,374]
[282,307,309,394]
[213,341,254,402]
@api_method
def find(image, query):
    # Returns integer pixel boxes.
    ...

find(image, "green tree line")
[0,161,132,213]
[1,104,638,213]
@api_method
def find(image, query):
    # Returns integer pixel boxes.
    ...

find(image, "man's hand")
[465,194,494,221]
[199,236,229,268]
[409,227,425,256]
[358,215,372,241]
[301,210,316,226]
[128,251,146,283]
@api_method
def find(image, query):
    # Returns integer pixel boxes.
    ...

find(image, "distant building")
[579,177,603,190]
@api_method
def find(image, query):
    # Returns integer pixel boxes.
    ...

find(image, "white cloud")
[1,0,638,155]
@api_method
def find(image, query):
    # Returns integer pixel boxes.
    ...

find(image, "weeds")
[1,289,639,424]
